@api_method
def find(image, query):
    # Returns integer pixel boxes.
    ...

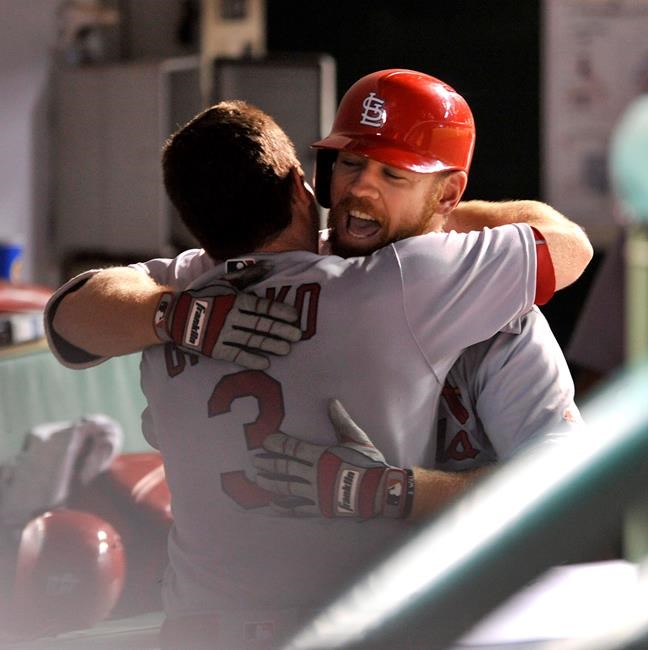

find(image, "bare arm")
[446,200,593,291]
[252,400,494,521]
[409,465,491,520]
[51,267,164,358]
[48,265,302,369]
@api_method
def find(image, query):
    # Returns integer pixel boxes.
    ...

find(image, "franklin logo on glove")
[186,300,208,347]
[337,469,359,514]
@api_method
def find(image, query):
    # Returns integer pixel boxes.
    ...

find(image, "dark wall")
[267,0,542,202]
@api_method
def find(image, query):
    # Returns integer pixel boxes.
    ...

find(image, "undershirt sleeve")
[44,264,156,369]
[44,269,106,369]
[531,226,556,306]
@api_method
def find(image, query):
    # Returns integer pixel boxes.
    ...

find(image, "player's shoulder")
[390,223,534,266]
[497,306,549,336]
[514,306,556,344]
[139,248,214,289]
[452,307,547,370]
[274,248,398,282]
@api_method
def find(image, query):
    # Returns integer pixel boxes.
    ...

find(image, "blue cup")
[0,241,23,282]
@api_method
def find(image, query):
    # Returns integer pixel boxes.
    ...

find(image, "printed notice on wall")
[542,0,648,246]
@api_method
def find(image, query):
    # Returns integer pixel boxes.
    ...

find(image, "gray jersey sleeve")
[393,223,537,376]
[133,248,214,289]
[442,307,583,464]
[44,250,212,369]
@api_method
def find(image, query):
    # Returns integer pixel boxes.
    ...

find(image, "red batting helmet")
[312,68,476,207]
[10,509,125,639]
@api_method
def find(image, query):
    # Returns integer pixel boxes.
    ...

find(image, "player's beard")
[327,184,443,258]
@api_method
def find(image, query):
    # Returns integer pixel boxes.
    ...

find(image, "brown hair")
[162,101,302,260]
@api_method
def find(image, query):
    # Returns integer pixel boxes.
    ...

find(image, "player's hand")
[252,399,414,519]
[153,264,302,370]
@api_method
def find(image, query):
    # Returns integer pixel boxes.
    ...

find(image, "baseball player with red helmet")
[45,71,592,648]
[251,69,585,510]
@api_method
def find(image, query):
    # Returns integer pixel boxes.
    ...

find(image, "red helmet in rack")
[312,68,476,207]
[10,509,125,639]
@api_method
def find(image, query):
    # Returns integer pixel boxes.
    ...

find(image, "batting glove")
[253,399,414,519]
[153,266,302,370]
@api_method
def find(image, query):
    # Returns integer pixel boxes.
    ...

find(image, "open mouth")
[346,210,382,239]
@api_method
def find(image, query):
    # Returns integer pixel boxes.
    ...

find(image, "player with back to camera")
[251,69,586,513]
[45,70,592,649]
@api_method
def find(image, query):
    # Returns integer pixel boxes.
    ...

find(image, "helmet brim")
[311,133,462,174]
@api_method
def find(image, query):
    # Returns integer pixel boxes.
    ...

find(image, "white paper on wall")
[542,0,648,246]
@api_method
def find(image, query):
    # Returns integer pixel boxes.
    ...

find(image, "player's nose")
[347,165,381,200]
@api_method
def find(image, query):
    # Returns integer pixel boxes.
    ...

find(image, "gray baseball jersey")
[435,307,583,472]
[46,225,546,633]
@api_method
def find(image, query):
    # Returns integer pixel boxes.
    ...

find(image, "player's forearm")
[447,200,593,291]
[408,465,492,520]
[447,199,558,232]
[51,267,165,357]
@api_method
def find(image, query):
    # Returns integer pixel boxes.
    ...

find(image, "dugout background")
[1,0,606,355]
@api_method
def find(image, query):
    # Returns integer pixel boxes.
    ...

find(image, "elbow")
[574,226,594,277]
[554,227,594,291]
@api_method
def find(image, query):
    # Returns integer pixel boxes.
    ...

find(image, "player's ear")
[436,171,468,215]
[289,167,315,214]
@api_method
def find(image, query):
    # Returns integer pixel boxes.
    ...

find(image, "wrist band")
[403,468,415,519]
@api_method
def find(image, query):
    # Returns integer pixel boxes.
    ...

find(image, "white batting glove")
[153,266,302,370]
[253,399,414,519]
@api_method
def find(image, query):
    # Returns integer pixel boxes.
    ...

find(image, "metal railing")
[280,360,648,650]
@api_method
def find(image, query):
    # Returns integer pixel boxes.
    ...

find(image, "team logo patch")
[336,469,359,514]
[46,573,80,595]
[226,257,256,273]
[154,294,172,328]
[184,299,208,348]
[386,477,403,507]
[360,92,386,127]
